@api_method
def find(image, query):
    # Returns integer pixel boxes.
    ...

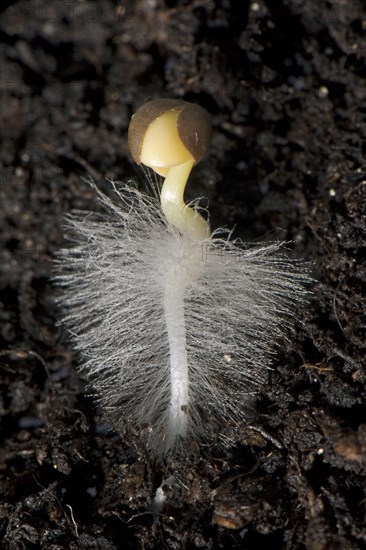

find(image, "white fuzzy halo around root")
[55,181,310,457]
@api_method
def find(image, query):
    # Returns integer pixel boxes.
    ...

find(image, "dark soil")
[1,1,365,548]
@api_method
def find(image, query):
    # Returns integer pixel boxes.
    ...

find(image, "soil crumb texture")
[1,1,365,549]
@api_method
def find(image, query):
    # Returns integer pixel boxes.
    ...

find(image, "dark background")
[1,1,365,548]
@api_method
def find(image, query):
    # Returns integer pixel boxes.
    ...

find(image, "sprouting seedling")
[128,98,212,239]
[128,99,213,444]
[56,98,310,458]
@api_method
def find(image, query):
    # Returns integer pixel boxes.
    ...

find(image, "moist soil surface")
[1,1,366,549]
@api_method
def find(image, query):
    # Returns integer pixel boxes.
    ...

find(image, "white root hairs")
[55,181,309,457]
